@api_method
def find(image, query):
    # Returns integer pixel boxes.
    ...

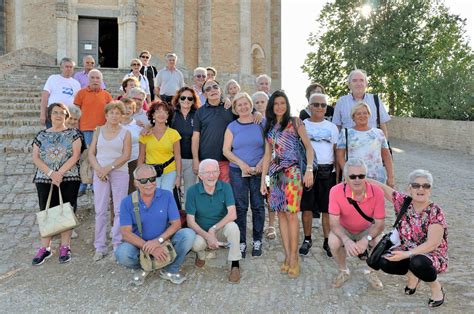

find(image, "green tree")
[302,0,474,120]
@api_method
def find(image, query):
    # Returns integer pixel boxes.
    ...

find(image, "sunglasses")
[136,176,157,184]
[348,174,366,180]
[204,84,219,92]
[310,102,327,108]
[131,63,140,66]
[140,55,150,59]
[410,183,431,189]
[180,96,194,102]
[195,74,206,78]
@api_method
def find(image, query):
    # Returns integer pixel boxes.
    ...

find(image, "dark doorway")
[98,19,118,68]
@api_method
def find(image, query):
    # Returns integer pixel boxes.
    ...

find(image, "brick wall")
[388,116,474,155]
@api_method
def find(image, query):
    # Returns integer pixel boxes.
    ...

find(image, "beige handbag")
[80,148,93,184]
[36,184,79,238]
[131,192,177,271]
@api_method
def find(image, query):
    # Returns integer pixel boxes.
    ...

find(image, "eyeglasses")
[310,102,327,108]
[85,61,95,65]
[204,84,219,92]
[140,55,150,59]
[180,96,194,102]
[195,74,206,78]
[51,111,67,116]
[200,170,220,176]
[410,183,431,189]
[133,97,144,102]
[136,176,157,184]
[348,174,366,180]
[131,63,140,66]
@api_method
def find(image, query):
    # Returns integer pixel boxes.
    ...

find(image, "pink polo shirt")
[328,182,385,234]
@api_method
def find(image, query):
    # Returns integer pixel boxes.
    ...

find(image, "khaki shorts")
[344,229,369,242]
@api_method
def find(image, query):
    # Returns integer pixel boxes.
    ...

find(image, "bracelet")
[47,169,53,177]
[407,251,413,257]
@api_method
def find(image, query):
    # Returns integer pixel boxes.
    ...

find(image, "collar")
[204,100,224,108]
[198,181,223,195]
[350,93,367,101]
[86,86,103,92]
[138,188,165,207]
[344,181,373,200]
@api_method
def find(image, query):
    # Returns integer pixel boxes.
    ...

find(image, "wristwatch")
[211,225,217,231]
[158,237,164,244]
[367,235,373,241]
[111,164,116,170]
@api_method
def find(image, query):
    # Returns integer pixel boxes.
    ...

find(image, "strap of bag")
[344,183,375,224]
[392,196,412,228]
[374,94,381,129]
[45,184,64,210]
[131,191,143,237]
[344,128,348,161]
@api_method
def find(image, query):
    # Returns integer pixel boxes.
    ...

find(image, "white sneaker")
[71,230,78,239]
[160,270,187,285]
[93,251,106,262]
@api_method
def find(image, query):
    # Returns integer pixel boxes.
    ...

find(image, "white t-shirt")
[121,119,143,161]
[304,119,339,165]
[132,110,150,128]
[43,74,81,108]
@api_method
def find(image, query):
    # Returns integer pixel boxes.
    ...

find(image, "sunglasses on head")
[310,102,327,108]
[410,183,431,189]
[180,96,194,102]
[348,174,366,180]
[140,55,150,59]
[136,176,157,184]
[204,84,219,92]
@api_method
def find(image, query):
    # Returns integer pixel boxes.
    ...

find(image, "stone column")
[270,0,281,89]
[56,2,69,62]
[173,0,185,64]
[198,0,211,66]
[118,1,137,68]
[239,0,251,75]
[0,0,5,54]
[264,0,272,75]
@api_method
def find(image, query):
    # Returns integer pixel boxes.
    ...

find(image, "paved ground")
[0,138,472,312]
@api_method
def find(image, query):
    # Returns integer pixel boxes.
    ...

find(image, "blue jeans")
[156,170,177,193]
[229,167,265,244]
[115,228,196,274]
[79,130,95,193]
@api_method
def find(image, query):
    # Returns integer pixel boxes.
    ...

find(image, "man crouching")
[115,164,196,285]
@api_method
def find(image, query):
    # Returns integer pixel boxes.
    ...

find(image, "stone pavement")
[0,139,472,312]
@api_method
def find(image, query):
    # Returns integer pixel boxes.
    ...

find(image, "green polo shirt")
[185,181,235,231]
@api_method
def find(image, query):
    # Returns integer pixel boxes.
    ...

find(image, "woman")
[369,170,448,308]
[336,102,394,187]
[171,87,200,200]
[88,101,131,261]
[138,101,182,192]
[224,79,241,103]
[32,103,83,265]
[120,98,143,193]
[123,58,151,104]
[118,77,139,100]
[260,90,314,278]
[223,92,265,258]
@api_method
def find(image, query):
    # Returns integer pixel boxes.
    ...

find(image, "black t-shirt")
[140,65,157,96]
[193,101,236,161]
[171,109,196,159]
[299,105,334,122]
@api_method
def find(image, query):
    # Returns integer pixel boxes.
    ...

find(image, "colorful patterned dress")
[267,118,303,213]
[392,191,448,273]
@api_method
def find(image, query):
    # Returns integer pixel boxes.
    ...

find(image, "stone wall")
[388,116,474,155]
[0,47,56,79]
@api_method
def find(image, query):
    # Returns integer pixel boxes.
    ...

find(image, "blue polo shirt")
[120,188,180,241]
[185,181,235,231]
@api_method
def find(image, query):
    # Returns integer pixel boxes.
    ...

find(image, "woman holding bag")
[32,103,83,265]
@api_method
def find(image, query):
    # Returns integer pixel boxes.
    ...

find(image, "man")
[186,159,242,284]
[73,55,106,89]
[138,50,158,101]
[328,158,385,290]
[40,57,81,128]
[255,74,271,96]
[191,80,235,183]
[206,67,217,80]
[115,164,196,285]
[333,69,390,137]
[299,93,339,257]
[191,67,207,105]
[127,87,149,128]
[155,52,184,104]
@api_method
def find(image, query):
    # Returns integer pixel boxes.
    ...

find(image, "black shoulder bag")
[367,196,412,270]
[374,94,393,157]
[344,183,374,224]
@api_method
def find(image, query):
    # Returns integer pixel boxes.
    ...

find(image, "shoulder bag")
[131,191,177,272]
[292,117,318,173]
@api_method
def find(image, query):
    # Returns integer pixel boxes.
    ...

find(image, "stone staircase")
[0,65,128,153]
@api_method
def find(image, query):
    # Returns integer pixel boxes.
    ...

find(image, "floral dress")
[267,118,302,213]
[392,191,448,273]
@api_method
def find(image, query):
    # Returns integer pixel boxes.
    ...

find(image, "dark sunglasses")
[136,176,157,184]
[180,96,194,102]
[348,174,366,180]
[195,74,206,78]
[310,102,327,108]
[131,63,140,66]
[204,84,219,92]
[140,55,150,59]
[410,183,431,189]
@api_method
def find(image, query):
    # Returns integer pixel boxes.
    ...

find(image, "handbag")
[292,118,318,173]
[131,191,177,271]
[36,184,79,237]
[79,148,93,184]
[151,157,175,178]
[367,196,412,270]
[173,187,187,227]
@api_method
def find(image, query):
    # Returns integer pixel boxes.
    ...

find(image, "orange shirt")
[74,87,113,131]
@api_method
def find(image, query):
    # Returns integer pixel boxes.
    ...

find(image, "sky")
[281,0,474,115]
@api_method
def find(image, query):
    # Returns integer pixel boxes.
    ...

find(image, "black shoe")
[239,243,247,258]
[404,279,420,295]
[299,240,312,256]
[358,249,369,260]
[323,241,332,257]
[59,245,71,264]
[428,287,445,308]
[252,240,262,257]
[32,247,52,266]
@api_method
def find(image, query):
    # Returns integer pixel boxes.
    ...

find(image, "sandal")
[280,262,289,274]
[265,226,276,240]
[288,257,301,279]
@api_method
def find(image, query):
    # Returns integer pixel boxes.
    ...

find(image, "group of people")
[32,53,448,307]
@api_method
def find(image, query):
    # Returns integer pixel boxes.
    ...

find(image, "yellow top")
[139,127,181,174]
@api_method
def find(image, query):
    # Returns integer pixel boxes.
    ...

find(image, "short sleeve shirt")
[170,109,196,159]
[43,74,81,108]
[139,127,181,173]
[155,67,185,96]
[74,87,113,131]
[303,119,339,165]
[333,93,390,129]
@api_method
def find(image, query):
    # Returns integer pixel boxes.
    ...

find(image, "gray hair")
[82,55,95,63]
[225,79,240,94]
[347,69,368,84]
[194,67,207,76]
[69,106,82,119]
[165,52,178,61]
[88,69,103,80]
[309,92,329,104]
[199,159,219,173]
[350,101,372,118]
[252,91,269,104]
[59,57,75,67]
[408,169,433,186]
[343,158,367,176]
[133,164,157,179]
[128,87,146,100]
[256,74,271,85]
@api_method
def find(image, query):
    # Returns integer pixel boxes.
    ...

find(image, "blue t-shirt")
[226,120,265,168]
[120,189,180,241]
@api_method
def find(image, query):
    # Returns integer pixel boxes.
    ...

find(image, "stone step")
[0,117,40,127]
[0,125,42,139]
[0,109,39,118]
[0,138,34,153]
[0,103,40,110]
[0,90,42,97]
[0,96,40,102]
